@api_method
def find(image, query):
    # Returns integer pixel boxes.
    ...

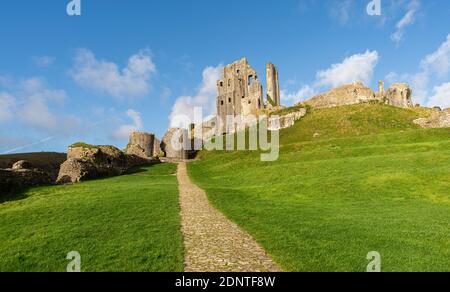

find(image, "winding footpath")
[177,162,281,272]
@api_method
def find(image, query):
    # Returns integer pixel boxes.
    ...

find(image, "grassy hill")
[0,164,184,272]
[189,104,450,272]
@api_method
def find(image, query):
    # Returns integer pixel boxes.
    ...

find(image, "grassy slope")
[189,104,450,272]
[0,163,184,272]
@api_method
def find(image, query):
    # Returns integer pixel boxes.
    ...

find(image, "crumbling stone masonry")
[161,128,189,160]
[384,83,413,108]
[266,62,281,108]
[302,81,414,109]
[216,58,264,134]
[127,132,155,158]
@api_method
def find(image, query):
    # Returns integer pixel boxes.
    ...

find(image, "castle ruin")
[216,58,280,134]
[266,63,281,108]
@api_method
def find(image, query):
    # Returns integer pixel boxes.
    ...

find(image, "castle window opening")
[248,75,254,85]
[229,98,232,103]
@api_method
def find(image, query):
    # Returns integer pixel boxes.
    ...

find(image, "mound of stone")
[11,160,34,171]
[414,109,450,128]
[55,158,98,184]
[302,81,414,109]
[57,143,156,184]
[303,81,378,109]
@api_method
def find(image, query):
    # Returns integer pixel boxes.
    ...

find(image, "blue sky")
[0,0,449,154]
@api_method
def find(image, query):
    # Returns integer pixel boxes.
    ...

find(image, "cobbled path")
[177,162,282,272]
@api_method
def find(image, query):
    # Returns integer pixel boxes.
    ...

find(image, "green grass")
[188,104,450,272]
[0,163,184,272]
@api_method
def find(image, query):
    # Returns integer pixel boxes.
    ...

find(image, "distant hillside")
[0,152,66,179]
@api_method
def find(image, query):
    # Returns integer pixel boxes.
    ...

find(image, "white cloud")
[280,85,316,105]
[71,49,156,99]
[387,34,450,107]
[0,77,79,134]
[391,0,420,45]
[21,97,58,131]
[0,92,15,122]
[169,65,223,127]
[112,109,144,141]
[33,56,55,68]
[281,50,379,105]
[420,34,450,78]
[428,82,450,109]
[315,50,379,88]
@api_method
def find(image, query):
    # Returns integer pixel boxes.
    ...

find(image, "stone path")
[177,162,282,272]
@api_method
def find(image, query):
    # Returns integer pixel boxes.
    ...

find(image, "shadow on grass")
[0,162,164,204]
[124,162,162,175]
[0,186,34,204]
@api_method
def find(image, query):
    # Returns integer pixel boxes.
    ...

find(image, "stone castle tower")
[128,132,155,158]
[216,58,281,134]
[266,63,280,107]
[216,58,265,134]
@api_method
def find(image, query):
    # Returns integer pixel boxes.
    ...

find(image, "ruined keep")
[216,58,281,134]
[216,58,264,134]
[266,63,281,108]
[127,132,155,158]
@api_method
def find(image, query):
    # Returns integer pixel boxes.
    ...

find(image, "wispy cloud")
[33,56,56,68]
[329,0,355,25]
[391,0,421,45]
[112,109,144,141]
[0,77,79,134]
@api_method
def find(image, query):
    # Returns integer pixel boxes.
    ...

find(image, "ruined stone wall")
[128,132,155,157]
[266,63,280,107]
[0,168,53,198]
[161,128,189,160]
[304,81,379,109]
[414,109,450,128]
[217,58,264,134]
[384,83,413,108]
